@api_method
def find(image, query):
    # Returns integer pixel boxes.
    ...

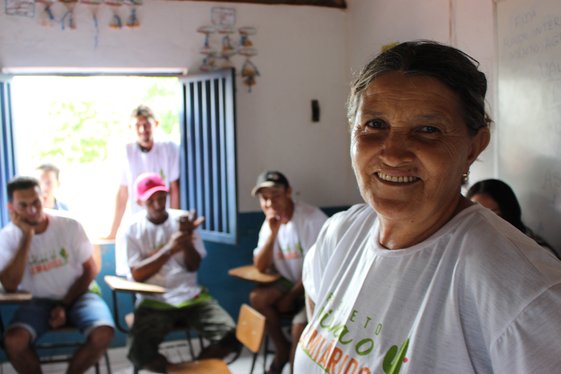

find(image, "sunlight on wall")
[11,75,181,239]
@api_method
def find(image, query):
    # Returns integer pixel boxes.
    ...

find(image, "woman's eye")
[418,125,441,134]
[364,119,387,129]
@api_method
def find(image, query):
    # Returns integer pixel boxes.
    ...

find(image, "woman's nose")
[379,131,414,165]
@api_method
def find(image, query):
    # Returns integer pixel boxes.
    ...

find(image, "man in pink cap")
[118,172,239,372]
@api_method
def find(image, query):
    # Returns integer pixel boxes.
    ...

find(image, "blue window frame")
[180,68,238,244]
[0,77,16,226]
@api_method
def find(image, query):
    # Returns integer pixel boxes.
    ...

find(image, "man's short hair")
[37,163,61,181]
[131,105,155,122]
[7,176,40,202]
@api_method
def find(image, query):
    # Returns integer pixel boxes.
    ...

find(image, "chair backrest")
[235,304,266,354]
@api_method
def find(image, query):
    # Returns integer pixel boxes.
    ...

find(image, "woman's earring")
[462,171,470,185]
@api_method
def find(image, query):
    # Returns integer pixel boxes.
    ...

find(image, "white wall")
[346,0,497,186]
[0,0,497,212]
[0,1,357,212]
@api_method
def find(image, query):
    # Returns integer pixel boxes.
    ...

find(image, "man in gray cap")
[250,171,327,374]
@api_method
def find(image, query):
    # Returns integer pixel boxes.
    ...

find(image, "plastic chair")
[167,303,266,374]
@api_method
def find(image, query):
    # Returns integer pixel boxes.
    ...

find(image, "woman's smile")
[375,172,420,184]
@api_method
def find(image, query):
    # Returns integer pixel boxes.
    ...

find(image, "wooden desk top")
[0,291,32,304]
[228,265,281,284]
[104,275,166,294]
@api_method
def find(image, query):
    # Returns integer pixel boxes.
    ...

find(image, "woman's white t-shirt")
[295,203,561,374]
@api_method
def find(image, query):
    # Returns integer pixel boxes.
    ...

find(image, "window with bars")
[179,68,238,244]
[0,79,15,226]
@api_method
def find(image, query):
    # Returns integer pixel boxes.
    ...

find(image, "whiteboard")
[496,0,561,256]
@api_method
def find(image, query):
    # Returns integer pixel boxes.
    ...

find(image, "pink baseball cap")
[135,172,169,202]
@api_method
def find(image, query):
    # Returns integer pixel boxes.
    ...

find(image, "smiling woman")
[10,75,181,237]
[294,40,561,374]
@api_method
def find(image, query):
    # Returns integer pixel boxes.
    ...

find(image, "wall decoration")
[60,0,78,29]
[198,7,260,92]
[211,6,235,27]
[238,26,259,92]
[82,0,103,46]
[124,0,142,28]
[5,0,35,17]
[14,0,144,48]
[165,0,346,8]
[36,0,55,26]
[105,0,124,29]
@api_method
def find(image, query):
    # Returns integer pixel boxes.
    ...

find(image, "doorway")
[10,75,181,237]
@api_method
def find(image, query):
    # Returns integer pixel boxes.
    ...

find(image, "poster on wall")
[5,0,35,17]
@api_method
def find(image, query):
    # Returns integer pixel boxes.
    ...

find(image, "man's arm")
[130,213,204,281]
[0,212,35,292]
[62,256,98,306]
[130,239,177,282]
[104,185,128,240]
[49,256,98,329]
[178,213,204,272]
[130,232,200,282]
[169,179,180,209]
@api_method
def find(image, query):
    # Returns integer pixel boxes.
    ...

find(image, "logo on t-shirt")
[299,292,410,374]
[277,241,304,261]
[29,247,69,274]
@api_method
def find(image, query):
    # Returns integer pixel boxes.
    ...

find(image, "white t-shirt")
[123,209,206,306]
[0,213,92,300]
[253,201,327,283]
[295,203,561,374]
[119,140,180,215]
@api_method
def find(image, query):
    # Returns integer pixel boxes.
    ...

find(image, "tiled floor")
[0,339,291,373]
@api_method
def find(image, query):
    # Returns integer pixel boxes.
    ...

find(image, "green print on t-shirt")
[301,293,410,373]
[278,241,304,261]
[29,247,69,274]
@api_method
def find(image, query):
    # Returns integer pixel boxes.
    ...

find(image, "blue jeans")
[8,292,115,342]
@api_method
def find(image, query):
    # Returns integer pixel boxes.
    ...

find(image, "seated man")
[250,171,327,374]
[0,176,115,374]
[120,172,239,373]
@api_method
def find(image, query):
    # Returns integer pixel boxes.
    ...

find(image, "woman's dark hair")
[466,179,524,231]
[347,40,492,135]
[467,179,559,258]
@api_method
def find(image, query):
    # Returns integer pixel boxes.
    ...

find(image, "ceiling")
[172,0,347,9]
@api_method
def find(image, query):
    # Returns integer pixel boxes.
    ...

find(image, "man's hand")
[167,231,191,256]
[167,211,204,255]
[9,210,35,236]
[49,305,67,329]
[178,210,205,234]
[266,211,282,234]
